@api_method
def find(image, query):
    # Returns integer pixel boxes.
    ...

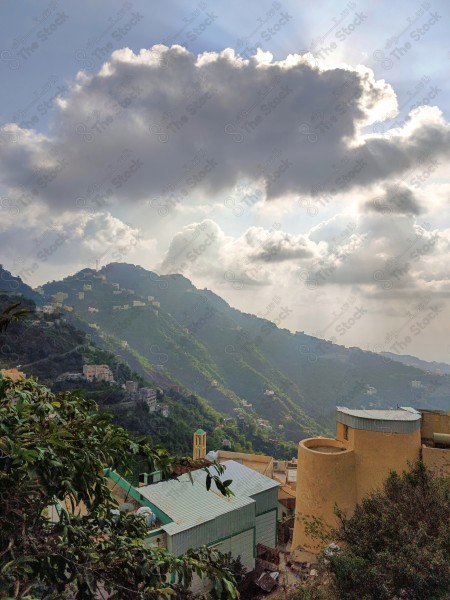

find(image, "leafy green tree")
[0,375,237,599]
[326,462,450,600]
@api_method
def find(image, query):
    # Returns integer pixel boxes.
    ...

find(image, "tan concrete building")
[215,450,273,477]
[420,409,450,479]
[82,364,114,382]
[292,407,450,556]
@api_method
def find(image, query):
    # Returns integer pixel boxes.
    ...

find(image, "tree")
[0,374,238,599]
[0,300,34,333]
[326,461,450,600]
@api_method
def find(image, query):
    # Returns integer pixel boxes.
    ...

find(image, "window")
[343,424,349,440]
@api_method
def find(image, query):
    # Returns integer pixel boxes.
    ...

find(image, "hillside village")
[1,265,449,597]
[2,9,450,596]
[2,367,449,596]
[112,409,449,596]
[31,263,450,436]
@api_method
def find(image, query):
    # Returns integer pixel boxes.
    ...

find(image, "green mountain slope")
[0,265,41,302]
[41,263,450,444]
[0,293,281,456]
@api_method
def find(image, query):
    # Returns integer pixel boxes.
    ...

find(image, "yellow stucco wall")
[351,428,421,502]
[422,445,450,478]
[420,411,450,440]
[292,438,356,553]
[217,450,273,477]
[293,426,422,553]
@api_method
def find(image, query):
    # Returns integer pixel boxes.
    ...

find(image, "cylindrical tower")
[292,437,356,554]
[335,408,421,502]
[292,407,422,557]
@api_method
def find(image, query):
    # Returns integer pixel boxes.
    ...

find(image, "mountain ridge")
[2,262,449,448]
[381,351,450,376]
[36,262,450,442]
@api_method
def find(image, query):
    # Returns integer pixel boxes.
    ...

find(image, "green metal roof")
[195,428,206,434]
[204,460,279,499]
[138,471,254,536]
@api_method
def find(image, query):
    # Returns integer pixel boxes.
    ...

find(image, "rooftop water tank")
[137,506,156,527]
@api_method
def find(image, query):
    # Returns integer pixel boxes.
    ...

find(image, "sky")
[1,0,450,362]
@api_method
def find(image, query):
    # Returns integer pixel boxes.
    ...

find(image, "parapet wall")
[422,444,450,478]
[420,410,450,441]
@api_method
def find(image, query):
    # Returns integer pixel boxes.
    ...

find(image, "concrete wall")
[420,410,450,440]
[422,445,450,478]
[351,428,421,502]
[292,426,422,553]
[217,450,273,477]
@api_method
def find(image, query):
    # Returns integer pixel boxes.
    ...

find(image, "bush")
[326,462,450,599]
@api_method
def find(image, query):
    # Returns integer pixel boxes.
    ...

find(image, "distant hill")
[0,294,85,382]
[381,352,450,376]
[38,263,450,445]
[0,293,289,457]
[0,265,41,303]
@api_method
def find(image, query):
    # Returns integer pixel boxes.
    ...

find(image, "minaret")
[193,428,207,460]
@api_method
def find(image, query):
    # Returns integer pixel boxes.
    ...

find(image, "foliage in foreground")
[0,374,238,599]
[326,461,450,600]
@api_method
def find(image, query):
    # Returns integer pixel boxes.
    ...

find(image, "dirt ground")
[239,550,321,599]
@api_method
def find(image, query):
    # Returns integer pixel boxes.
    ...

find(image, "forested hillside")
[41,263,450,444]
[0,292,295,457]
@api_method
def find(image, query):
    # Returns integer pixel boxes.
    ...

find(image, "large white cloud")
[160,210,448,302]
[1,44,449,360]
[1,45,449,214]
[157,212,450,358]
[0,210,155,286]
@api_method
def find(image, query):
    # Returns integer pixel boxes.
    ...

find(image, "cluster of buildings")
[11,328,442,595]
[36,273,162,318]
[94,406,449,585]
[123,381,169,417]
[291,406,450,559]
[61,368,170,416]
[102,445,281,580]
[83,364,114,383]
